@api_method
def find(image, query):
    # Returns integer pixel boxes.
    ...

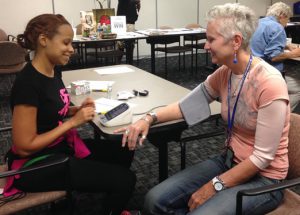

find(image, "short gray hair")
[206,3,257,50]
[266,2,292,19]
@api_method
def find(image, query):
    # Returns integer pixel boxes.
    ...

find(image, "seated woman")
[251,2,300,78]
[5,14,135,215]
[115,3,290,215]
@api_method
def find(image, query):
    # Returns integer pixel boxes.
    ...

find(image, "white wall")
[198,0,235,27]
[0,0,298,57]
[0,0,53,36]
[239,0,270,17]
[54,0,96,26]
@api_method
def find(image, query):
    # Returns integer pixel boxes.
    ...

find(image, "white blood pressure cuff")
[179,83,211,126]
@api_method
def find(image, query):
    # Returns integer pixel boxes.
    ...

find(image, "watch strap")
[212,176,226,192]
[147,111,158,124]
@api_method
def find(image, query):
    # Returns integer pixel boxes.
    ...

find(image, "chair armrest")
[0,127,12,133]
[236,177,300,215]
[0,156,69,178]
[7,35,16,42]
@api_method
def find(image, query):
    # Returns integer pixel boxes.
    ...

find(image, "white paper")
[136,28,206,36]
[94,66,135,75]
[111,16,127,35]
[85,80,114,91]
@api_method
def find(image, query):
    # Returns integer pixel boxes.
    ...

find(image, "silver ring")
[141,135,147,139]
[125,129,130,135]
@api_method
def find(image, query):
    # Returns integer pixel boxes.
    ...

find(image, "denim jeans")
[144,154,283,215]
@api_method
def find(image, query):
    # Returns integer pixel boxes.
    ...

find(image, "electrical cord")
[132,105,166,116]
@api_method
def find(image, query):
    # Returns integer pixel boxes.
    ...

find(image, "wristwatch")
[146,111,158,124]
[212,176,226,192]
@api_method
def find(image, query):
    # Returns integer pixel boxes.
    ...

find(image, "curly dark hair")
[17,14,70,50]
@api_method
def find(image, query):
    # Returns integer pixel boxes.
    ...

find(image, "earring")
[233,50,238,64]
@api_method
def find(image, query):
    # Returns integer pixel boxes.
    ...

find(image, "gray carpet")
[0,54,300,214]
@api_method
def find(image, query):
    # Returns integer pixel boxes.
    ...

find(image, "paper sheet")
[86,81,114,91]
[94,66,135,75]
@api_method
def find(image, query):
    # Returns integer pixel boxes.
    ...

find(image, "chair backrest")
[184,23,206,42]
[147,26,180,45]
[76,24,82,35]
[287,113,300,179]
[185,23,201,29]
[0,40,27,74]
[0,29,7,41]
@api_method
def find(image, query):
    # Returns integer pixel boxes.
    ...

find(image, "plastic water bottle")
[102,23,108,34]
[107,83,112,99]
[97,23,102,39]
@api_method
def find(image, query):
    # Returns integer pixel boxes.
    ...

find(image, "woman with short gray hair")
[251,2,300,78]
[266,2,292,18]
[207,3,257,50]
[116,3,289,214]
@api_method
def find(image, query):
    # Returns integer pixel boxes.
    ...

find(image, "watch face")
[214,182,224,191]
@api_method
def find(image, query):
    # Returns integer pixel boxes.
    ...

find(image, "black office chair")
[85,40,124,66]
[146,26,193,79]
[184,24,209,73]
[74,24,124,67]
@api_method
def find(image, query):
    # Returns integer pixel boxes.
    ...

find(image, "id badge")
[225,147,234,169]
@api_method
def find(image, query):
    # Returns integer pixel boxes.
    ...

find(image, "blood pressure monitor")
[99,103,133,127]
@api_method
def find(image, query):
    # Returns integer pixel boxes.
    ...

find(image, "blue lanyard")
[226,55,253,146]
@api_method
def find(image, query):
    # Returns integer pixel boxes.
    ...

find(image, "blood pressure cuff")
[179,83,211,126]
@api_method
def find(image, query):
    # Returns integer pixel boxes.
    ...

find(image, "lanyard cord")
[226,55,253,146]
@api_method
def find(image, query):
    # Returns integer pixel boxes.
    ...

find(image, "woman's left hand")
[114,119,150,150]
[188,182,216,212]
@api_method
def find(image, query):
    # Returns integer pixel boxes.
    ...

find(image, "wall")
[0,0,298,57]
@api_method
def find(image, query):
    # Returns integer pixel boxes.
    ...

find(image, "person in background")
[117,0,141,62]
[117,0,140,32]
[6,13,136,215]
[115,3,289,214]
[251,2,300,78]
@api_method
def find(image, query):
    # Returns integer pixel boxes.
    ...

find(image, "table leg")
[151,43,155,74]
[125,40,134,65]
[148,125,186,182]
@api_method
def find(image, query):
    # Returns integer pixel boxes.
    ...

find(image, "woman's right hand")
[114,119,150,150]
[69,106,95,128]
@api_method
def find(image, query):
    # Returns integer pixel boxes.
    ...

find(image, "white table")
[62,64,221,181]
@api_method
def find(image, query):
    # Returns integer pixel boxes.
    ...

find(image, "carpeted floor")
[0,53,300,214]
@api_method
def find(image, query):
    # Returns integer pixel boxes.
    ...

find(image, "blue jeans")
[144,155,283,215]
